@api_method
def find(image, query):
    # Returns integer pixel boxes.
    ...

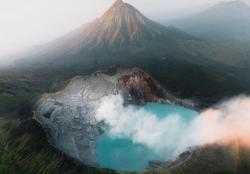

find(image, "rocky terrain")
[146,140,250,174]
[35,67,193,167]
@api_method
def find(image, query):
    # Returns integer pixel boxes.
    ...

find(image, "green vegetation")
[0,117,20,174]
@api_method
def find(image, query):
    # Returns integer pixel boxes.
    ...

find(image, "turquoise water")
[96,103,198,172]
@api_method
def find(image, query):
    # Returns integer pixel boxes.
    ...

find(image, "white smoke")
[96,95,250,159]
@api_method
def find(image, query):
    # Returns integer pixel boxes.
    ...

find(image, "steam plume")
[96,95,250,159]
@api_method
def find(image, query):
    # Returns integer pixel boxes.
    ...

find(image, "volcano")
[14,0,250,107]
[18,0,197,62]
[74,0,192,47]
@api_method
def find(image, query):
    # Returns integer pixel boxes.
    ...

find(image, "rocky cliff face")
[35,67,193,167]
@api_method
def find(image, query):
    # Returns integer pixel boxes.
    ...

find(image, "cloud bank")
[96,95,250,159]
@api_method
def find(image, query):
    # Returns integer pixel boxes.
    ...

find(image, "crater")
[35,67,195,171]
[95,102,198,172]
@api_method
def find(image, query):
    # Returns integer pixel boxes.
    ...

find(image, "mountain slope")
[15,0,202,66]
[80,0,191,47]
[9,0,250,107]
[169,1,250,41]
[62,0,196,45]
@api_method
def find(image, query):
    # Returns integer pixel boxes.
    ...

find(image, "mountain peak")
[59,0,193,49]
[113,0,124,7]
[91,0,163,46]
[75,0,193,47]
[103,0,128,16]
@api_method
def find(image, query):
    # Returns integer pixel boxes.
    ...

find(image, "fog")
[0,0,249,65]
[96,95,250,159]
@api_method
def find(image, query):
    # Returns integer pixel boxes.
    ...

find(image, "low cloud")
[96,95,250,160]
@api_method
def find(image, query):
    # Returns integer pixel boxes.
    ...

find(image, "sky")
[0,0,249,64]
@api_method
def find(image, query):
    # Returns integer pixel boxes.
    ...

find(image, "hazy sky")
[0,0,249,64]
